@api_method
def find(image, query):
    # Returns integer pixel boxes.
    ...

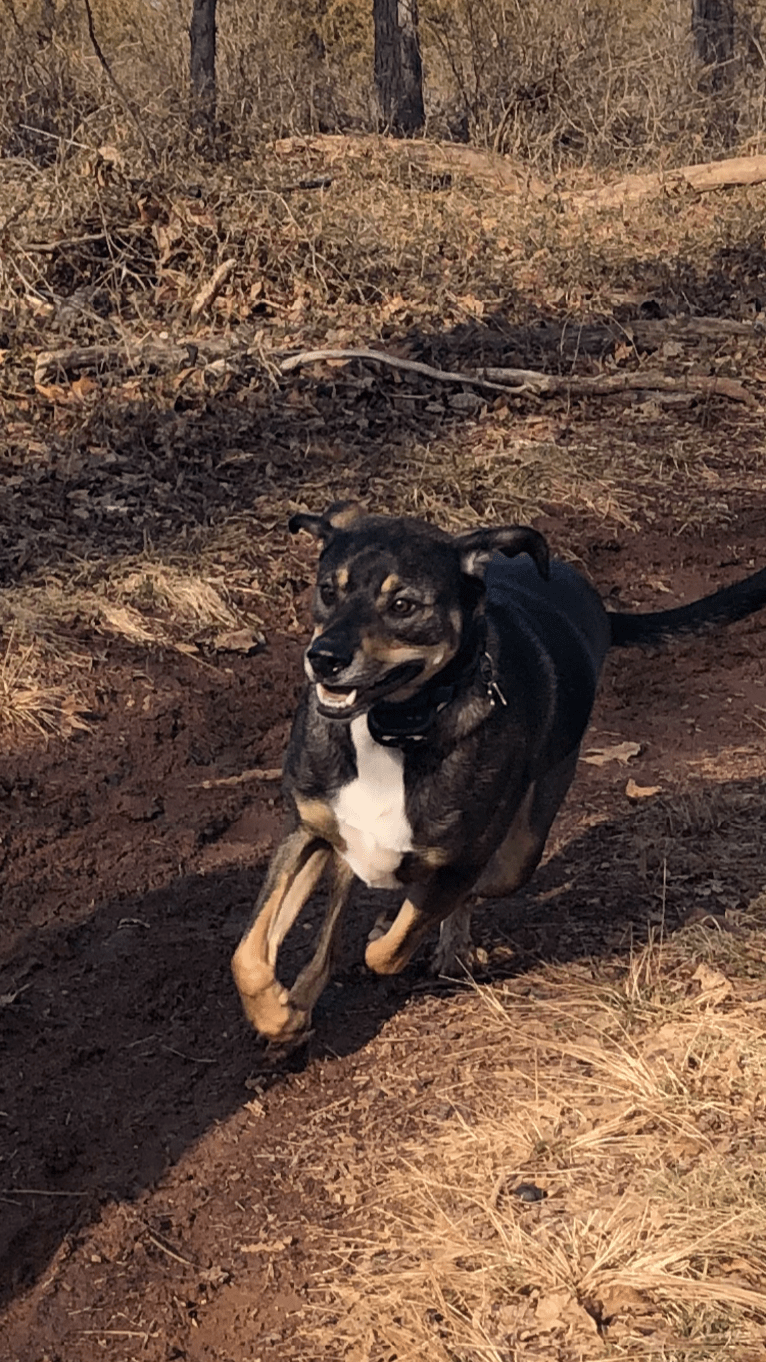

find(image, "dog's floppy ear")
[457,525,550,581]
[288,500,365,540]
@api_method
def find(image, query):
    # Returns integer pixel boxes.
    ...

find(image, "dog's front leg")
[364,868,477,976]
[232,828,330,1042]
[283,855,355,1038]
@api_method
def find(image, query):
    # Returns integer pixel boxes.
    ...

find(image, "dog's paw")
[239,978,310,1044]
[430,914,488,978]
[365,914,410,975]
[264,1028,314,1064]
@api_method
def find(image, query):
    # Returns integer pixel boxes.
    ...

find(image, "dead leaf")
[71,375,98,400]
[625,777,661,798]
[535,1290,571,1330]
[692,962,733,1006]
[583,741,641,767]
[34,381,70,403]
[212,628,266,654]
[97,143,127,171]
[458,294,485,317]
[535,1291,603,1344]
[59,694,92,737]
[598,1284,649,1317]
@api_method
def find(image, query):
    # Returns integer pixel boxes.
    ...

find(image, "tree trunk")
[692,0,735,88]
[373,0,425,136]
[190,0,217,133]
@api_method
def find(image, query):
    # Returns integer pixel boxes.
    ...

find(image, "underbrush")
[2,0,765,168]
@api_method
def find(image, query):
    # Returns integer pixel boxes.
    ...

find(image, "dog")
[232,502,766,1046]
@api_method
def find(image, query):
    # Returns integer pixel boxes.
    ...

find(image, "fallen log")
[568,154,766,210]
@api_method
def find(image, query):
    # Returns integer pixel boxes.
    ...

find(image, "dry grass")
[308,921,766,1360]
[0,629,88,738]
[0,549,267,652]
[3,132,766,727]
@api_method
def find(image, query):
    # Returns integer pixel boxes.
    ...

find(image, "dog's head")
[290,502,549,721]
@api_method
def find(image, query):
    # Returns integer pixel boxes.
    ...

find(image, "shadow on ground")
[2,769,765,1308]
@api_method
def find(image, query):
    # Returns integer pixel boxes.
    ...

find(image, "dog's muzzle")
[306,650,425,719]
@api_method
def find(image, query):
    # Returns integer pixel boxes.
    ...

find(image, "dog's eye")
[318,582,336,606]
[390,597,417,617]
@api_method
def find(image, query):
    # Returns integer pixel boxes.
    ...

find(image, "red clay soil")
[2,487,766,1361]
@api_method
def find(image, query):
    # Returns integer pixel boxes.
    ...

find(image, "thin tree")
[373,0,425,136]
[190,0,217,134]
[692,0,735,89]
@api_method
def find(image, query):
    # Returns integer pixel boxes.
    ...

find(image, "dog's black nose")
[306,638,354,680]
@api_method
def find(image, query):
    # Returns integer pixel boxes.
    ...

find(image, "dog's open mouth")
[314,661,424,718]
[316,683,358,711]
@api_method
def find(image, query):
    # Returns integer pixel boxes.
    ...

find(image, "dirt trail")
[2,451,766,1360]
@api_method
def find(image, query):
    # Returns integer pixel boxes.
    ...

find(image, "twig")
[0,1187,90,1197]
[160,1043,216,1064]
[188,766,283,788]
[79,1330,156,1339]
[81,0,158,167]
[281,176,334,192]
[190,258,236,323]
[144,1229,196,1267]
[481,366,758,406]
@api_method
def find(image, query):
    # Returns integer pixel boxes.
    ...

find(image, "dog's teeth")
[317,684,357,710]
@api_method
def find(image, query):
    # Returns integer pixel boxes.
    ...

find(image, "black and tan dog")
[232,502,766,1046]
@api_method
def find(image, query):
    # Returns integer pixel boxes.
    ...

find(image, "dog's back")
[486,555,611,763]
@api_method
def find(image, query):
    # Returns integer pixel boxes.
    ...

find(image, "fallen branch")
[480,366,757,406]
[34,313,764,387]
[280,346,531,394]
[568,153,766,210]
[272,132,547,198]
[33,337,239,386]
[189,767,283,789]
[282,346,758,406]
[32,334,761,408]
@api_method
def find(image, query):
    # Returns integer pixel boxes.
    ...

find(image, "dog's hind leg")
[432,903,477,977]
[434,749,581,977]
[477,749,579,900]
[232,828,330,1042]
[364,869,477,977]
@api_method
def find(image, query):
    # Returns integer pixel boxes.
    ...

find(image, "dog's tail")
[609,566,766,648]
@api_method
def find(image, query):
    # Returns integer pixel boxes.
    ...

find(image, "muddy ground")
[1,395,766,1361]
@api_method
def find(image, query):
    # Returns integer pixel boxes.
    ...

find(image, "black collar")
[366,623,506,749]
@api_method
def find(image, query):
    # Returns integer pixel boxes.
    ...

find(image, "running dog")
[232,502,766,1045]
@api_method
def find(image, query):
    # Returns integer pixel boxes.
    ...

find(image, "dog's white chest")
[331,716,413,889]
